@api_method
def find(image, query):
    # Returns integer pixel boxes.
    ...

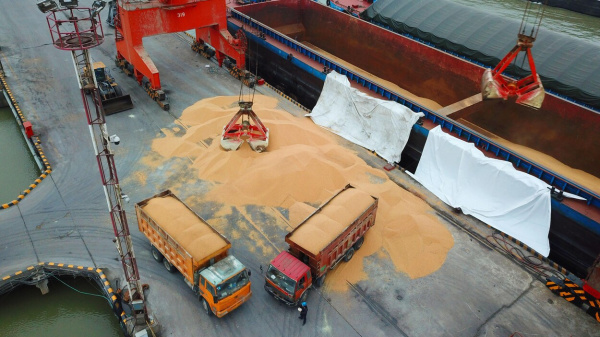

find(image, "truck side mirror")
[247,270,252,277]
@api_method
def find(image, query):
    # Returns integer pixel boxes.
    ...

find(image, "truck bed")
[287,185,376,255]
[136,190,231,283]
[141,195,228,261]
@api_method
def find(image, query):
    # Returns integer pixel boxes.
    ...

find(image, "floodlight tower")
[38,0,150,331]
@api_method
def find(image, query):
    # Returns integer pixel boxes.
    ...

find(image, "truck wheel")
[344,247,355,262]
[300,290,308,303]
[202,298,213,316]
[163,259,176,273]
[315,274,326,288]
[353,237,364,251]
[151,246,163,262]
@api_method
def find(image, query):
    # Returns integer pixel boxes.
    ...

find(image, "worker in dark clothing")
[298,301,308,325]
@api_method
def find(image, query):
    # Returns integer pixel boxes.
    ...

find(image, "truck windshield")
[215,270,250,301]
[266,265,296,295]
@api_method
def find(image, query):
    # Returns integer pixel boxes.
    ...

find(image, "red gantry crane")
[113,0,248,110]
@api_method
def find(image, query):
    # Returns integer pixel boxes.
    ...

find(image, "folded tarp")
[410,126,551,256]
[309,72,424,163]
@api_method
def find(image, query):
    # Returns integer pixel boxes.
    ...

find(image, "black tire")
[315,274,326,288]
[353,237,364,251]
[163,259,176,273]
[202,298,213,316]
[344,247,355,262]
[299,290,308,304]
[151,246,163,262]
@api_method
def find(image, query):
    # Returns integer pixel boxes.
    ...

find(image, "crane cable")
[515,0,547,70]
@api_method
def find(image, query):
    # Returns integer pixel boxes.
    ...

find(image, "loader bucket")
[102,94,134,115]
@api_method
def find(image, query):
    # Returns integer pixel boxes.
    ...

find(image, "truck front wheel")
[344,247,355,262]
[163,259,176,273]
[203,298,213,316]
[151,246,164,262]
[300,290,308,303]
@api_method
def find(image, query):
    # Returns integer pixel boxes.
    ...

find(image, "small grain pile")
[145,95,455,290]
[288,187,375,255]
[142,195,228,261]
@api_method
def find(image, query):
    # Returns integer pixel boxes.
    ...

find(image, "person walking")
[298,301,308,325]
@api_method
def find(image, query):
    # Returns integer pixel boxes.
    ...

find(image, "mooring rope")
[49,274,112,306]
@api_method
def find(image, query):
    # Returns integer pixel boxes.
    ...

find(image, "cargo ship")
[225,0,600,290]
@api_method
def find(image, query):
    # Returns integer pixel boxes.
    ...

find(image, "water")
[0,106,40,204]
[448,0,600,45]
[0,276,123,337]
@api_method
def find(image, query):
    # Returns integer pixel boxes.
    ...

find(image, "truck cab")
[264,251,312,306]
[197,255,252,318]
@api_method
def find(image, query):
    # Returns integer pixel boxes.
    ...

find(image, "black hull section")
[531,0,600,17]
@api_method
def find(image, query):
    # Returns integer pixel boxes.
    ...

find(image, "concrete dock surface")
[0,2,598,336]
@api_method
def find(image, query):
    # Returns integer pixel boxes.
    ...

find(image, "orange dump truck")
[135,190,252,317]
[264,184,378,305]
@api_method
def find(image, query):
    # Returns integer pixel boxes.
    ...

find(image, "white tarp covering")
[410,126,551,256]
[309,72,424,163]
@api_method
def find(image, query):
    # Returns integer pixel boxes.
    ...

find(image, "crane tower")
[38,1,153,333]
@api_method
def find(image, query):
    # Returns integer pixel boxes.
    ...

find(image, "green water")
[449,0,600,45]
[0,106,40,204]
[0,276,123,337]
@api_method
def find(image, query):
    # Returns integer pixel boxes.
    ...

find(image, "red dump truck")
[135,190,252,317]
[264,184,378,305]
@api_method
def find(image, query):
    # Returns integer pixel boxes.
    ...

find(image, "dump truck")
[135,190,252,317]
[264,184,378,305]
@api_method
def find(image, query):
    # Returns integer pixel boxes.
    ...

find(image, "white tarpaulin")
[309,72,424,163]
[410,126,551,256]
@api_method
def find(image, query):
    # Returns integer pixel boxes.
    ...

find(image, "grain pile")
[288,187,375,255]
[147,95,454,289]
[142,195,228,261]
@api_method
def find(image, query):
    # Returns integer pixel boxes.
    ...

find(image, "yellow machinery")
[91,61,134,115]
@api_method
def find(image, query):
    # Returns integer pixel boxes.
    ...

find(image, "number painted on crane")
[177,12,185,18]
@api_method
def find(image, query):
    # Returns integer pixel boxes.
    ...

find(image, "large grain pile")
[288,187,375,255]
[142,195,228,262]
[146,95,455,289]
